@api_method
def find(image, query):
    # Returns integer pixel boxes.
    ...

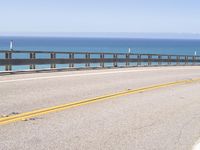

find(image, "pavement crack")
[134,121,159,131]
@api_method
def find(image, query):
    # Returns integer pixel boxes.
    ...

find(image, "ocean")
[0,36,200,71]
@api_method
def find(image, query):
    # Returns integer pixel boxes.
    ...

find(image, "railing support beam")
[69,53,74,68]
[126,54,130,66]
[168,56,171,65]
[30,52,36,69]
[113,54,118,67]
[137,55,141,66]
[158,55,162,66]
[5,52,12,71]
[50,52,56,69]
[85,53,90,67]
[100,54,104,67]
[148,55,152,66]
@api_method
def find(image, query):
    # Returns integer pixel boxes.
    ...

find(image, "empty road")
[1,66,200,150]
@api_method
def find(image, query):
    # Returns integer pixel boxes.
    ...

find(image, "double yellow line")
[1,78,200,126]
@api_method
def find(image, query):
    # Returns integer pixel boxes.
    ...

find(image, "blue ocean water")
[0,36,200,71]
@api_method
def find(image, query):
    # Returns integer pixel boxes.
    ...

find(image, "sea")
[0,36,200,71]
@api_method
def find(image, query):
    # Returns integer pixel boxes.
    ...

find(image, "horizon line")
[1,32,200,39]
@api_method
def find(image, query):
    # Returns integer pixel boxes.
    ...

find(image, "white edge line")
[192,139,200,150]
[0,67,199,83]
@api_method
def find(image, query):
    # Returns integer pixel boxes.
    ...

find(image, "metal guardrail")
[0,50,200,71]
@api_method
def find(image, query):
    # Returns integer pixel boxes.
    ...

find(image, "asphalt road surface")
[1,66,200,150]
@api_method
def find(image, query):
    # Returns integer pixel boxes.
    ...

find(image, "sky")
[0,0,200,37]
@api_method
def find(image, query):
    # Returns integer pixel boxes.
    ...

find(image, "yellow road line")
[1,78,200,125]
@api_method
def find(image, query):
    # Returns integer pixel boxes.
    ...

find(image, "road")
[1,66,200,150]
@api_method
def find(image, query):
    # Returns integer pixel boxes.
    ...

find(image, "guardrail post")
[185,56,188,65]
[197,57,200,65]
[5,51,12,71]
[158,55,162,65]
[100,53,104,67]
[176,56,180,65]
[30,52,36,69]
[85,53,88,67]
[69,53,74,67]
[113,54,118,67]
[85,53,90,67]
[193,56,196,65]
[137,54,141,66]
[148,55,152,66]
[88,53,90,67]
[168,56,171,65]
[50,52,56,69]
[126,54,130,66]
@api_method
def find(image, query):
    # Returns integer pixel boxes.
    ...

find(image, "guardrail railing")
[0,50,200,71]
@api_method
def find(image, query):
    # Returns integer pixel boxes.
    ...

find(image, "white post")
[128,48,131,53]
[194,51,197,56]
[10,40,14,50]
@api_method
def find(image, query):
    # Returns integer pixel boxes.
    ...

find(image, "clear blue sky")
[0,0,200,35]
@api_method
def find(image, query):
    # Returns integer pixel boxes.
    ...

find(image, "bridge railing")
[0,50,200,71]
